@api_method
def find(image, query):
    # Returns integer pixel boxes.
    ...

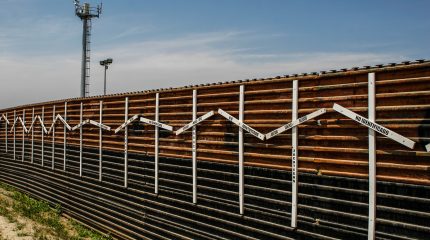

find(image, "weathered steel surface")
[0,60,429,185]
[0,145,429,239]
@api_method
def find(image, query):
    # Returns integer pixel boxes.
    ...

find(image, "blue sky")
[0,0,429,108]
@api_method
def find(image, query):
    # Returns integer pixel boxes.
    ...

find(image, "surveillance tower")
[74,0,102,98]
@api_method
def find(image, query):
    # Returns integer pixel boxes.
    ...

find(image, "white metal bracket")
[10,117,29,133]
[71,119,111,131]
[89,120,111,131]
[265,108,327,140]
[175,111,215,135]
[333,103,415,149]
[47,114,72,134]
[72,119,89,131]
[426,144,430,152]
[28,115,48,134]
[0,114,10,125]
[140,117,173,131]
[72,119,90,131]
[218,108,265,140]
[114,114,139,134]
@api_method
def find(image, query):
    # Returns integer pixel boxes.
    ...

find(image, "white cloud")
[89,32,405,95]
[0,30,406,109]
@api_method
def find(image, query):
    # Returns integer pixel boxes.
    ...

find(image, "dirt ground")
[0,183,111,240]
[0,215,33,240]
[0,187,37,240]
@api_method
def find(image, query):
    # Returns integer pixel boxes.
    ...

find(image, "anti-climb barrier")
[0,60,429,239]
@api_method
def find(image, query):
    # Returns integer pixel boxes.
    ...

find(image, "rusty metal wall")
[0,60,429,185]
[0,60,429,239]
[0,144,429,239]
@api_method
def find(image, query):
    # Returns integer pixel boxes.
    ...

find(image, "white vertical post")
[22,109,25,162]
[13,110,16,160]
[124,97,129,188]
[155,93,160,194]
[192,89,197,204]
[239,85,244,215]
[31,108,34,163]
[5,112,7,153]
[368,72,376,240]
[99,100,103,182]
[63,102,67,171]
[52,105,55,169]
[41,107,44,166]
[79,102,83,177]
[291,80,299,228]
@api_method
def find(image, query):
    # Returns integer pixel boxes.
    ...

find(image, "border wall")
[0,60,429,239]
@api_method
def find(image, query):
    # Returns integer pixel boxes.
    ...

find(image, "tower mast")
[74,0,102,98]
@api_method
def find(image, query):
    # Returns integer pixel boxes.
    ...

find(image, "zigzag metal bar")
[58,114,71,130]
[175,111,215,135]
[265,108,327,140]
[10,116,28,133]
[72,119,89,131]
[140,117,173,131]
[19,117,28,133]
[114,114,139,134]
[47,114,72,134]
[71,119,111,131]
[10,117,18,133]
[218,108,265,140]
[48,118,56,134]
[38,116,48,134]
[333,103,415,149]
[28,116,48,134]
[28,117,37,133]
[1,114,10,124]
[89,120,111,131]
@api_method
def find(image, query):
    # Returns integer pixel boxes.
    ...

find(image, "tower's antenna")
[74,0,102,98]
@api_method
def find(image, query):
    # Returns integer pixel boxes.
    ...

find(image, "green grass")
[70,220,113,240]
[0,182,112,240]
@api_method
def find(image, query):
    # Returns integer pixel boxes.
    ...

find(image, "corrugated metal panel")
[0,60,429,239]
[0,143,428,239]
[0,61,429,185]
